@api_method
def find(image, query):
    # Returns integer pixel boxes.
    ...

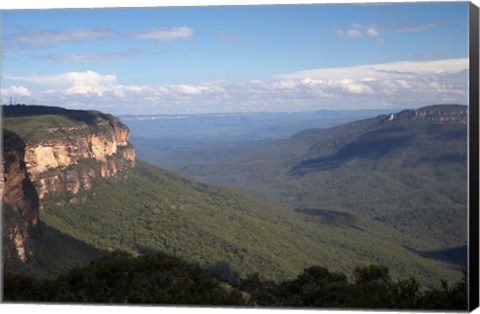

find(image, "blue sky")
[1,1,470,114]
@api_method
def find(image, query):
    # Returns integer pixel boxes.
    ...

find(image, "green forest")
[4,250,467,309]
[35,161,462,287]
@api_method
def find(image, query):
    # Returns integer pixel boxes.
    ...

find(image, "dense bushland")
[4,251,467,310]
[38,161,462,286]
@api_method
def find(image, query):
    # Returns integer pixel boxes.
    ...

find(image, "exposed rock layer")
[2,107,136,263]
[388,105,468,124]
[19,119,135,200]
[2,129,39,262]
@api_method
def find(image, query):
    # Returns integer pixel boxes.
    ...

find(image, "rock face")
[415,106,468,124]
[2,130,40,262]
[2,106,136,263]
[24,122,131,177]
[23,122,136,200]
[388,105,468,124]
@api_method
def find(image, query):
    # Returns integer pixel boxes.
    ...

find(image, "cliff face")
[415,109,467,124]
[25,122,131,176]
[2,106,136,201]
[387,105,468,124]
[2,106,136,263]
[24,122,135,200]
[2,130,40,262]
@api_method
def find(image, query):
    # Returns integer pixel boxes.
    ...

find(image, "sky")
[0,1,471,114]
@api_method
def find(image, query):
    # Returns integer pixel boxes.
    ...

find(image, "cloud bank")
[1,85,31,100]
[3,58,468,114]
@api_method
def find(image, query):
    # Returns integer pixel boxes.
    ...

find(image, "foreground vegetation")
[4,251,467,310]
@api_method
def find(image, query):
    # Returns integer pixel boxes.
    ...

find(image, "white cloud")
[131,26,193,41]
[366,26,380,36]
[0,85,31,104]
[346,29,363,38]
[4,58,468,113]
[4,25,194,50]
[34,49,139,62]
[173,84,207,95]
[277,58,468,80]
[1,85,31,97]
[5,28,118,49]
[386,23,438,33]
[275,58,467,104]
[337,22,438,39]
[7,71,117,96]
[11,85,31,96]
[339,80,375,94]
[337,23,379,38]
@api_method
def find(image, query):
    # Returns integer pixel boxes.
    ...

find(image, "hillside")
[39,160,461,286]
[2,105,464,289]
[147,105,468,261]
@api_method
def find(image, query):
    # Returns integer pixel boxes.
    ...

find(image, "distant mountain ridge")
[157,104,467,264]
[121,110,412,141]
[291,105,467,174]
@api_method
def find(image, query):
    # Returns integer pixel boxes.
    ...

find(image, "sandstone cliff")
[2,129,39,262]
[2,105,136,263]
[3,105,136,201]
[25,123,136,200]
[386,104,468,124]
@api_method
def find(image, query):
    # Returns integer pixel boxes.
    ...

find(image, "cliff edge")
[2,105,135,264]
[2,105,136,201]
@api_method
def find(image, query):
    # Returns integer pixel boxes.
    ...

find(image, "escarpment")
[385,104,468,124]
[2,105,136,264]
[24,125,135,200]
[3,105,136,202]
[2,129,40,263]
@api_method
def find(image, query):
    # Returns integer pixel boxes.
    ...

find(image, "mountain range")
[1,104,467,294]
[131,104,468,268]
